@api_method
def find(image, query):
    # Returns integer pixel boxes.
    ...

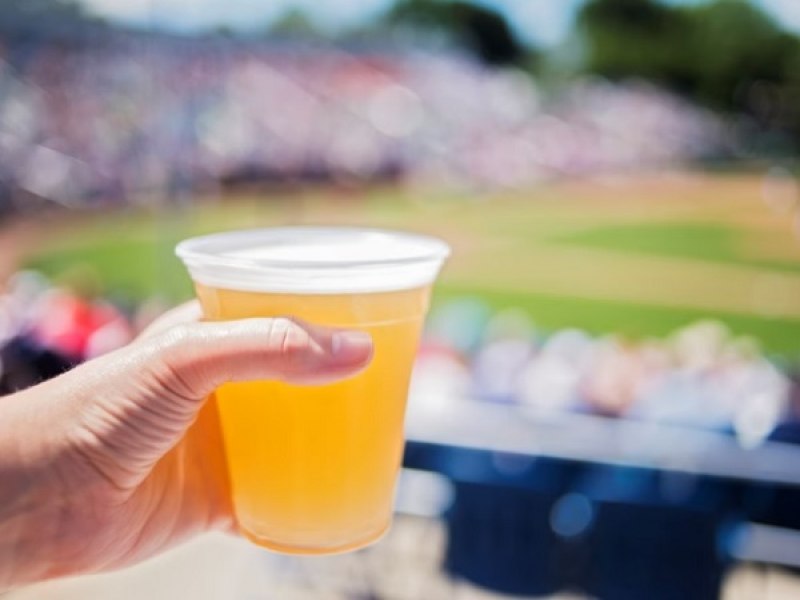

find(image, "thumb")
[62,317,373,489]
[145,317,374,395]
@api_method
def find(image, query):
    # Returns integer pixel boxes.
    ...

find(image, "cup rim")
[175,226,451,293]
[175,226,451,271]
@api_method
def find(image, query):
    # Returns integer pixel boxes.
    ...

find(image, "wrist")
[0,388,74,589]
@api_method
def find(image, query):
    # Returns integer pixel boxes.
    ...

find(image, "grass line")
[435,284,800,355]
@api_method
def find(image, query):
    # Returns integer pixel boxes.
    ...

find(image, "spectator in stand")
[0,32,725,213]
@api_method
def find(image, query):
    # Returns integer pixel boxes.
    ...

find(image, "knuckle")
[268,317,313,367]
[163,322,195,349]
[143,323,204,400]
[152,322,201,366]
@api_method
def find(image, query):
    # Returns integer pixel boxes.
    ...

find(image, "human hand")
[0,302,372,588]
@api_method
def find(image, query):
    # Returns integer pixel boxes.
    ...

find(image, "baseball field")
[20,171,800,355]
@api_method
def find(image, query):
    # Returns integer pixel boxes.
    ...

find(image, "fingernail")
[331,331,373,363]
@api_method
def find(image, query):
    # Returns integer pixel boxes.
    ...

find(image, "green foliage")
[385,0,525,64]
[267,8,321,38]
[1,0,91,21]
[577,0,693,85]
[578,0,800,133]
[683,1,800,109]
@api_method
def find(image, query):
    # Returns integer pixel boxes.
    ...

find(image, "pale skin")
[0,302,373,590]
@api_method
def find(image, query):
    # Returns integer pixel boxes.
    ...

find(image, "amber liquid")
[195,283,430,554]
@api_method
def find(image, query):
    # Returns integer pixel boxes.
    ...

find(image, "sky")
[78,0,800,47]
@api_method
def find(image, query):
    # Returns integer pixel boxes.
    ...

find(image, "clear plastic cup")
[176,227,449,554]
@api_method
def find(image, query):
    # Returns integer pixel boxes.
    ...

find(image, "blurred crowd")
[0,31,725,214]
[0,270,146,392]
[2,270,798,450]
[413,299,800,448]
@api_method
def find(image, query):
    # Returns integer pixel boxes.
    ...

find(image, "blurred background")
[2,0,800,598]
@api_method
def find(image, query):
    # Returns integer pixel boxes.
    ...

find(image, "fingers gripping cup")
[176,227,449,554]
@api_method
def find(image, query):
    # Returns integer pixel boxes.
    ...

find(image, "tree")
[577,0,800,133]
[577,0,693,88]
[1,0,90,21]
[683,0,799,109]
[267,8,321,39]
[385,0,525,65]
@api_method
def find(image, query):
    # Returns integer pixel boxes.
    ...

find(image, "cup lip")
[175,226,451,272]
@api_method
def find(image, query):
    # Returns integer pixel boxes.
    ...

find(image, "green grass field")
[22,172,800,355]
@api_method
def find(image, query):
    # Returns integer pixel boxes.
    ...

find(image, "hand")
[0,302,373,589]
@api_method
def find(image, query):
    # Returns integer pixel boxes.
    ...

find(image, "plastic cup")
[176,227,449,554]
